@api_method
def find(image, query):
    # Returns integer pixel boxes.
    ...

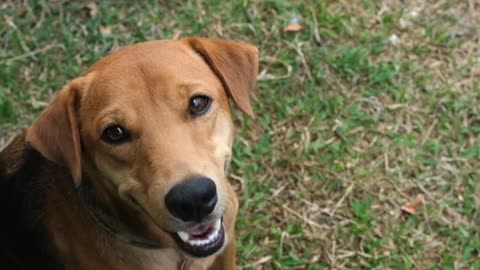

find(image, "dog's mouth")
[126,194,225,256]
[170,218,225,257]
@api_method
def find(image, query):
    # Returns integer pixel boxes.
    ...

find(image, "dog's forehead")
[88,40,220,87]
[82,40,224,109]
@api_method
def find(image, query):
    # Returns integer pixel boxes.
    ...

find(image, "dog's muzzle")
[165,177,225,257]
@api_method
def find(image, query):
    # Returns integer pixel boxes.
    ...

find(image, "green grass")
[1,0,479,269]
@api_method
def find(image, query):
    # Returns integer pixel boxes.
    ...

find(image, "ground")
[0,1,479,269]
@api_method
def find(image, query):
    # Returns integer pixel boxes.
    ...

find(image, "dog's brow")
[95,108,127,127]
[178,82,212,96]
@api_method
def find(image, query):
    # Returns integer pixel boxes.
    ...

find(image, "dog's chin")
[169,217,226,258]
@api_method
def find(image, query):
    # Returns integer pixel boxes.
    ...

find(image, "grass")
[1,0,479,269]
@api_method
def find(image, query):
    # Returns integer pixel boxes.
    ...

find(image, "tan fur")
[21,38,258,270]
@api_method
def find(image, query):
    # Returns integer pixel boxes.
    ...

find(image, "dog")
[0,37,258,270]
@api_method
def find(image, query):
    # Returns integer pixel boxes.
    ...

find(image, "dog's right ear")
[26,75,91,187]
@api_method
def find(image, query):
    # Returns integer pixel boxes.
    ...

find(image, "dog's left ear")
[26,75,91,187]
[184,37,259,118]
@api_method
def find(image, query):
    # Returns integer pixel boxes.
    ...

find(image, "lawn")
[1,0,479,269]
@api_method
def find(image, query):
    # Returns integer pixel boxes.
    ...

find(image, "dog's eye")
[101,125,129,144]
[189,95,212,116]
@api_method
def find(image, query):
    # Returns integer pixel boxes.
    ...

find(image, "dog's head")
[26,38,258,258]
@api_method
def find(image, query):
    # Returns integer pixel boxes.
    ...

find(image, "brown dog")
[0,37,258,270]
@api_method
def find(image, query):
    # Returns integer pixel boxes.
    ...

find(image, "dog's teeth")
[188,239,204,246]
[178,219,222,248]
[208,229,218,242]
[177,231,189,242]
[213,219,221,231]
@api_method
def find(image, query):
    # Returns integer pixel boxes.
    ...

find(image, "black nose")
[165,177,218,222]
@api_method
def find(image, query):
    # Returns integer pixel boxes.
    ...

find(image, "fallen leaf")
[283,22,303,33]
[86,2,98,17]
[401,194,425,214]
[100,26,111,35]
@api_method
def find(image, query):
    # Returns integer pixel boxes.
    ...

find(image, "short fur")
[0,37,258,270]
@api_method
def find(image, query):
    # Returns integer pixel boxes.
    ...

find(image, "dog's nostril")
[165,177,217,222]
[202,186,217,204]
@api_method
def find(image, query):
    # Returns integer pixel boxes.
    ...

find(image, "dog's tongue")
[185,223,212,236]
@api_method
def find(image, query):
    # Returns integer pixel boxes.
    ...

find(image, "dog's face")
[26,38,258,258]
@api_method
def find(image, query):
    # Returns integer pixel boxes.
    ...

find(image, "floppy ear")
[26,76,89,187]
[184,37,259,118]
